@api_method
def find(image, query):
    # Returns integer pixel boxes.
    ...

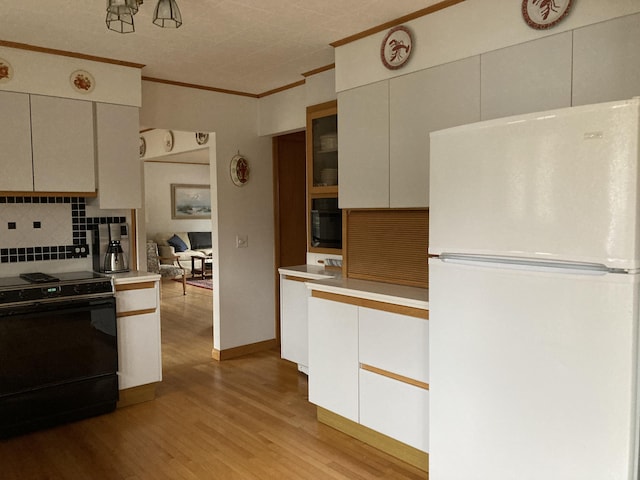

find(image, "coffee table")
[191,254,213,279]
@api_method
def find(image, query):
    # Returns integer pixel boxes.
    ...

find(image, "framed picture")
[171,184,211,219]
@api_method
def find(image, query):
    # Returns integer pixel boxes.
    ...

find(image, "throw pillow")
[168,234,188,252]
[188,231,212,250]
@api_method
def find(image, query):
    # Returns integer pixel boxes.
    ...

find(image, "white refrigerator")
[428,98,640,480]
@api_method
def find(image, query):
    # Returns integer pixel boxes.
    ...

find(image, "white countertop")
[278,264,340,280]
[280,264,428,310]
[107,270,161,285]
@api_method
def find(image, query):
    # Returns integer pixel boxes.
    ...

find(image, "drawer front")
[359,369,429,452]
[116,287,157,314]
[359,306,429,383]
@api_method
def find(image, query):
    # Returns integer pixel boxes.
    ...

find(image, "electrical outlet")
[236,235,248,248]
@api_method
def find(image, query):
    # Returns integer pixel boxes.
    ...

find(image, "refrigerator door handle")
[439,253,617,275]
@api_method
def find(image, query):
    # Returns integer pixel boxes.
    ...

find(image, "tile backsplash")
[0,196,125,264]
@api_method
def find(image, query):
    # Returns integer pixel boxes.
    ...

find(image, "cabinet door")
[359,369,429,452]
[390,57,481,208]
[280,277,309,368]
[95,103,141,208]
[481,32,572,120]
[30,95,95,192]
[359,307,429,384]
[338,81,389,208]
[308,296,359,421]
[117,312,162,389]
[0,91,33,191]
[573,13,640,106]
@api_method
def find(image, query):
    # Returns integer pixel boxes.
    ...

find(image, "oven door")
[0,296,118,436]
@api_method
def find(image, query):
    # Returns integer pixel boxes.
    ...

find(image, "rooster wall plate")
[522,0,572,30]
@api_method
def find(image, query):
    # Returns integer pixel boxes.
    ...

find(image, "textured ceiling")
[1,0,442,95]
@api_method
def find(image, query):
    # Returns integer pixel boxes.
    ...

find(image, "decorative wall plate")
[381,26,413,70]
[195,132,209,145]
[164,130,174,152]
[522,0,572,30]
[139,137,146,158]
[230,154,250,186]
[0,58,13,84]
[70,70,95,93]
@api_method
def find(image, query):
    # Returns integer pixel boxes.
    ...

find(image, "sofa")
[154,231,213,270]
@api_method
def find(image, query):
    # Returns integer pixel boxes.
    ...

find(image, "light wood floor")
[0,278,427,479]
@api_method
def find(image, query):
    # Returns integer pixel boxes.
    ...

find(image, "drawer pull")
[360,363,429,390]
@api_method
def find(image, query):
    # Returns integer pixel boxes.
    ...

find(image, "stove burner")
[19,272,60,284]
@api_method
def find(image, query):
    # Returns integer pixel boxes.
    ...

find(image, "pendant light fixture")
[153,0,182,28]
[106,0,183,33]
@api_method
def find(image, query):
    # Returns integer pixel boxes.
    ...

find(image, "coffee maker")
[93,223,130,273]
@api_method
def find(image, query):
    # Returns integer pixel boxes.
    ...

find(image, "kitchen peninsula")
[278,264,429,471]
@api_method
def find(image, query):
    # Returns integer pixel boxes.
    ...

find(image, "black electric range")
[0,271,113,307]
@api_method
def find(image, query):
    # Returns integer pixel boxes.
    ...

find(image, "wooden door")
[273,131,307,344]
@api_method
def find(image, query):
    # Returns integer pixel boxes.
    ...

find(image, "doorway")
[273,131,307,342]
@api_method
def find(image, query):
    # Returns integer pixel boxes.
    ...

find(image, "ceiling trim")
[257,79,306,98]
[302,63,335,78]
[142,76,259,98]
[0,40,145,69]
[330,0,465,48]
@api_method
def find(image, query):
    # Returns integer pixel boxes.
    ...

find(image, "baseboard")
[317,407,429,472]
[117,383,158,408]
[212,338,278,361]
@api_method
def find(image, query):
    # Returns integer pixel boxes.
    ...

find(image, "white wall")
[141,80,274,352]
[335,0,640,92]
[144,160,212,239]
[258,68,337,136]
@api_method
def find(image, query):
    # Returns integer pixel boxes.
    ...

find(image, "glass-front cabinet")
[306,101,341,253]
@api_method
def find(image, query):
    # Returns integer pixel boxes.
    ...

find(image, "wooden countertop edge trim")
[115,281,156,291]
[311,290,428,319]
[117,308,156,318]
[360,363,429,390]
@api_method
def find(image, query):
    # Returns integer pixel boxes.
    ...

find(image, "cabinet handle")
[360,363,429,390]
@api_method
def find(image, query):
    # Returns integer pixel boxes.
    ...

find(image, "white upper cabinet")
[30,95,96,193]
[390,56,481,208]
[338,80,390,209]
[95,103,142,209]
[339,57,481,209]
[0,91,33,191]
[573,13,640,106]
[481,32,572,121]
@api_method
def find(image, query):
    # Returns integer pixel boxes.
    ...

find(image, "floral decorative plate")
[0,58,13,84]
[164,130,174,152]
[381,26,413,70]
[139,137,146,158]
[522,0,572,30]
[70,70,95,93]
[195,132,209,145]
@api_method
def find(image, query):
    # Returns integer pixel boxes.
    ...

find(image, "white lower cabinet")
[280,276,310,371]
[308,293,429,452]
[359,369,429,452]
[117,312,162,389]
[115,280,162,391]
[308,296,359,422]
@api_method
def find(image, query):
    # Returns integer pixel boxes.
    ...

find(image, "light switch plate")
[236,235,248,248]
